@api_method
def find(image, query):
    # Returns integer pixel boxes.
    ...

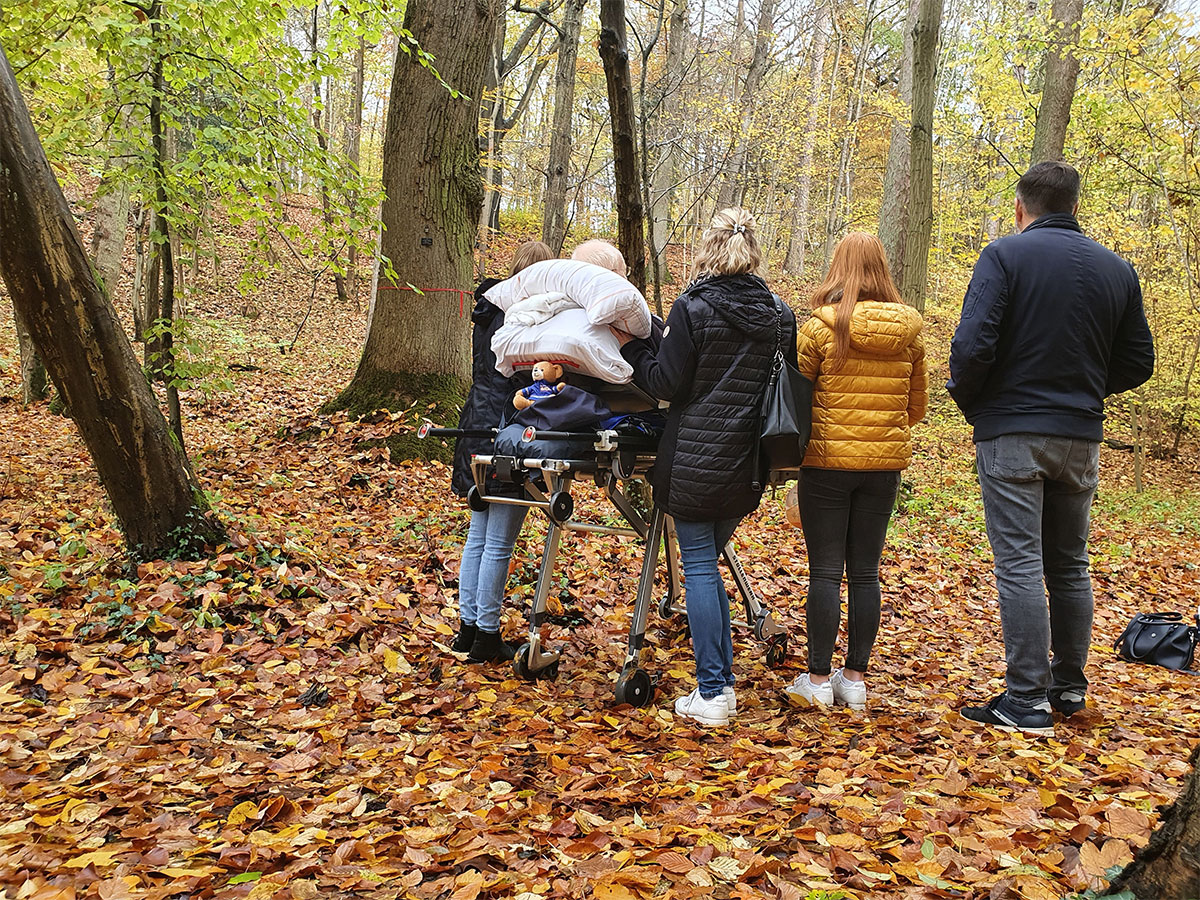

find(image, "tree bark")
[310,3,349,306]
[345,36,366,309]
[823,0,875,267]
[715,0,777,210]
[878,0,919,277]
[330,0,500,417]
[898,0,943,312]
[14,303,48,405]
[599,0,647,292]
[648,0,689,288]
[0,44,223,558]
[1103,745,1200,899]
[543,0,587,255]
[782,0,829,276]
[90,171,130,296]
[1030,0,1084,164]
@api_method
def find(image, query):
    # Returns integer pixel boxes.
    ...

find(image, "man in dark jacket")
[948,161,1155,735]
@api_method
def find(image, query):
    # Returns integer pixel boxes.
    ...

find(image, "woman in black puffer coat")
[617,209,797,727]
[450,241,553,663]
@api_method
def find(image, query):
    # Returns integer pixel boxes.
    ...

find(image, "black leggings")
[799,468,900,675]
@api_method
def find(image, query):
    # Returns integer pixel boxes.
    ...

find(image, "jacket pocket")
[960,276,991,319]
[979,435,1050,482]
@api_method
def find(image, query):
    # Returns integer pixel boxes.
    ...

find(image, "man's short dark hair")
[1016,161,1080,217]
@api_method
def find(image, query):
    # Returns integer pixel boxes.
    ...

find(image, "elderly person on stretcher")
[450,240,661,665]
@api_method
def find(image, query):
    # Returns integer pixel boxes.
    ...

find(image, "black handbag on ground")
[754,295,813,489]
[1113,611,1199,671]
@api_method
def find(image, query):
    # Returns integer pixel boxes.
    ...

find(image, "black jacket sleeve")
[620,301,697,402]
[947,247,1008,413]
[1105,265,1155,396]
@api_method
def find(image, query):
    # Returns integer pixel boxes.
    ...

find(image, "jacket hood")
[472,277,503,325]
[687,273,779,341]
[814,300,922,355]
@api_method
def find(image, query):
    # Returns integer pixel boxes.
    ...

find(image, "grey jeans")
[976,434,1100,706]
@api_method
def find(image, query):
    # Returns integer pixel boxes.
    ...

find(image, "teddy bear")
[514,361,566,410]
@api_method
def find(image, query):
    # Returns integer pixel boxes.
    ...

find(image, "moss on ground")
[323,366,469,464]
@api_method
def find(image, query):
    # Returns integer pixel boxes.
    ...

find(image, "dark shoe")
[1048,690,1087,717]
[962,692,1054,736]
[451,622,478,653]
[467,629,517,664]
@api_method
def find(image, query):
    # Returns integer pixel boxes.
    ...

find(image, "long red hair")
[811,232,903,371]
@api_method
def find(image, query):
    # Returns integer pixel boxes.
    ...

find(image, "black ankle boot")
[467,629,517,663]
[451,622,478,653]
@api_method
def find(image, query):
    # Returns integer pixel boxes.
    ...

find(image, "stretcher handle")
[417,424,497,439]
[520,427,658,450]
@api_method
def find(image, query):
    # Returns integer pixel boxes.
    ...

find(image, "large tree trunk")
[781,0,829,276]
[14,304,48,405]
[715,0,777,210]
[648,0,689,289]
[0,45,223,558]
[878,0,919,277]
[543,0,587,255]
[898,0,943,312]
[330,0,500,421]
[1030,0,1084,164]
[599,0,647,292]
[1104,745,1200,899]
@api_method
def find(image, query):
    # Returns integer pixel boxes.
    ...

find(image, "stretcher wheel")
[467,486,488,512]
[765,634,788,668]
[513,644,561,681]
[614,669,654,707]
[513,643,536,681]
[549,491,574,525]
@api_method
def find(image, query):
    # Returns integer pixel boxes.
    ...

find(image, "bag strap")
[1114,616,1191,660]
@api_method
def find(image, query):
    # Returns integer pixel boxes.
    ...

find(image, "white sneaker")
[830,669,867,710]
[784,674,833,708]
[674,688,730,726]
[723,686,737,717]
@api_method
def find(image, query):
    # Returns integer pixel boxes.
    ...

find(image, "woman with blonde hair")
[615,208,797,727]
[783,232,927,711]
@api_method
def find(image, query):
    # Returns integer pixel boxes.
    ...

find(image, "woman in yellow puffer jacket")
[783,232,927,713]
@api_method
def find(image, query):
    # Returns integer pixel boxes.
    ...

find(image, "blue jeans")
[459,503,528,632]
[976,434,1099,706]
[674,517,742,699]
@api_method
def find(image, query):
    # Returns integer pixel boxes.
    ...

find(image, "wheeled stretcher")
[419,416,790,708]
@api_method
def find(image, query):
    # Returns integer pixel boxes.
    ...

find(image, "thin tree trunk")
[14,304,48,405]
[148,6,184,448]
[782,0,829,276]
[638,0,666,314]
[599,0,647,291]
[309,4,349,305]
[715,0,777,209]
[543,0,587,254]
[331,0,500,417]
[824,0,875,267]
[649,0,688,292]
[0,44,223,557]
[477,2,506,273]
[345,36,366,309]
[898,0,944,312]
[1030,0,1084,164]
[90,172,130,296]
[878,0,919,276]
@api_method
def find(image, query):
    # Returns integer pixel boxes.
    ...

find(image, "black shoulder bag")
[753,295,813,490]
[1113,611,1199,671]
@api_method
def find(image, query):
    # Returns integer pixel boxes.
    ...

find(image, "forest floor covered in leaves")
[2,210,1200,900]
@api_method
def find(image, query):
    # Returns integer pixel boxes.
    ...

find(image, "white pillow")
[491,307,633,384]
[484,259,652,338]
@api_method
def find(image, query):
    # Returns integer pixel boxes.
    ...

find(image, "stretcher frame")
[420,421,789,708]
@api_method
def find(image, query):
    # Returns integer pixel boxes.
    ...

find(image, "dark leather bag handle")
[1114,614,1191,661]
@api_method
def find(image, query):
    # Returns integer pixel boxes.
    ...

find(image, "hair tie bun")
[731,223,746,234]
